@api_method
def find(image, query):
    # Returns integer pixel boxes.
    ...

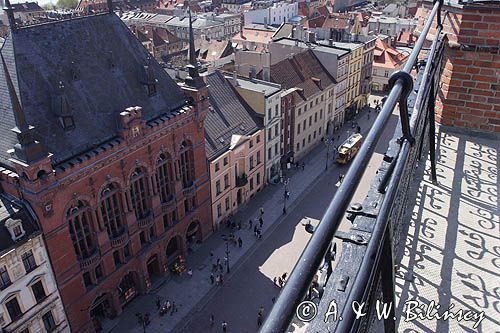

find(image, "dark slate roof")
[0,193,40,255]
[204,71,263,160]
[0,13,188,169]
[268,50,336,99]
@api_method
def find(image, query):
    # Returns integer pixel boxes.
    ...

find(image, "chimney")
[329,38,333,46]
[233,68,239,86]
[264,16,268,29]
[262,66,270,81]
[308,31,316,43]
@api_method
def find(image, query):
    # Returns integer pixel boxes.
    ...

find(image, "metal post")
[380,227,396,333]
[226,241,230,273]
[428,80,438,184]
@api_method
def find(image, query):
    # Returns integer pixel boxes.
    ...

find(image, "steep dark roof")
[0,13,188,169]
[268,50,336,98]
[204,71,262,160]
[0,194,40,255]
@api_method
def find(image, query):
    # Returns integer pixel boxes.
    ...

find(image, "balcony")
[235,173,248,187]
[261,2,500,331]
[137,213,154,229]
[110,228,128,248]
[79,250,101,270]
[182,182,196,197]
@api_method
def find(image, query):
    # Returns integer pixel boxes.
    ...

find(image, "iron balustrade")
[260,0,444,332]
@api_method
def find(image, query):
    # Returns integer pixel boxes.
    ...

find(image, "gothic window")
[179,141,195,188]
[156,153,174,203]
[129,168,150,219]
[67,201,96,260]
[99,183,125,238]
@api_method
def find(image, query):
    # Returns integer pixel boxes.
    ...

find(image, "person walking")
[259,217,263,229]
[215,275,220,286]
[210,314,215,327]
[254,225,258,236]
[248,219,253,229]
[238,237,243,248]
[273,277,277,286]
[210,272,215,284]
[220,273,224,285]
[155,296,161,310]
[257,313,263,327]
[260,207,264,217]
[222,320,228,332]
[282,272,288,281]
[278,276,283,288]
[170,301,176,316]
[301,162,305,171]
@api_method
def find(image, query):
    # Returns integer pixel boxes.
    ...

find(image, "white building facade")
[0,196,69,333]
[244,1,298,25]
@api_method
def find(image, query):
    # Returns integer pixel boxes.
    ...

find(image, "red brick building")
[416,0,500,133]
[0,3,211,332]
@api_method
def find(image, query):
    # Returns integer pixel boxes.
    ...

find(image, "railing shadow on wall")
[260,0,446,332]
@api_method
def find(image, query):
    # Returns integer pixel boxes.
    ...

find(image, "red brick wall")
[417,1,500,132]
[8,101,212,332]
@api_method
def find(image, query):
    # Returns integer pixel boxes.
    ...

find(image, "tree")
[56,0,78,9]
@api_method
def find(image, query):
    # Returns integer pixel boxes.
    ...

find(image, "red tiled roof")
[269,50,336,99]
[306,15,326,29]
[316,5,330,17]
[373,38,408,69]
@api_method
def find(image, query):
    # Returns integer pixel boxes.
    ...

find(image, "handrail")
[260,0,444,331]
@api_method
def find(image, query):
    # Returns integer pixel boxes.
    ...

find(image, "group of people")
[156,298,177,316]
[273,272,288,288]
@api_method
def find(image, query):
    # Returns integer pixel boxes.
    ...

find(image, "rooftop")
[233,76,281,97]
[0,13,187,168]
[0,194,40,255]
[204,72,263,160]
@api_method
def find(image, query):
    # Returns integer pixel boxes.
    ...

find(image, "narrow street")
[180,96,399,333]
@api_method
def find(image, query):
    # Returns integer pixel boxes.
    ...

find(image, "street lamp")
[221,235,230,273]
[324,137,334,170]
[135,312,148,333]
[282,178,290,215]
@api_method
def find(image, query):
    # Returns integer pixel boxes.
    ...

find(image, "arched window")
[179,141,195,188]
[129,168,150,219]
[99,183,125,238]
[155,154,174,203]
[67,201,96,260]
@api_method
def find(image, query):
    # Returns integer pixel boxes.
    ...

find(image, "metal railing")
[260,0,444,332]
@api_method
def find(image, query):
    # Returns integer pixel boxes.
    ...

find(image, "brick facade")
[1,98,211,333]
[416,1,500,132]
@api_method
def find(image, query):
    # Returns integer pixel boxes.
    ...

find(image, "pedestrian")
[210,272,215,284]
[222,320,228,332]
[212,263,217,272]
[278,276,283,288]
[210,250,214,259]
[238,237,243,247]
[272,296,276,304]
[301,162,305,171]
[210,314,215,327]
[249,219,253,229]
[253,225,258,234]
[257,229,262,239]
[259,217,263,228]
[273,277,277,286]
[258,306,264,316]
[155,296,161,310]
[282,272,288,280]
[187,268,193,277]
[215,275,220,286]
[337,134,340,141]
[171,301,176,316]
[260,207,264,216]
[216,258,220,266]
[220,273,224,285]
[257,313,263,327]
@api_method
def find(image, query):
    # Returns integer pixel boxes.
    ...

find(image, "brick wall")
[416,1,500,133]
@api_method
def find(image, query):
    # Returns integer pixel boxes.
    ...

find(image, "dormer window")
[5,218,25,241]
[61,116,75,130]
